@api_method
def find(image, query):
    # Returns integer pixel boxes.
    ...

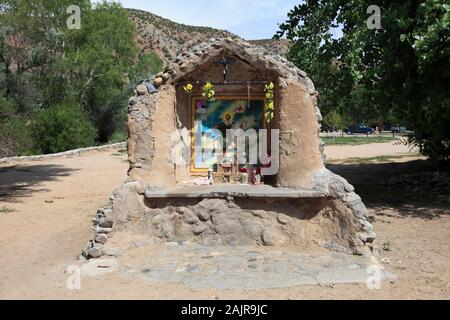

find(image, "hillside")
[127,9,290,64]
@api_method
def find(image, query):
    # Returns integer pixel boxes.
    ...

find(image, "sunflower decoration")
[183,83,193,93]
[264,82,275,124]
[202,82,215,102]
[222,112,234,126]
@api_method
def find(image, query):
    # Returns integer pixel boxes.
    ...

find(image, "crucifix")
[219,57,230,83]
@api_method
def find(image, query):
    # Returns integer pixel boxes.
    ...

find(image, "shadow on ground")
[328,159,450,219]
[0,164,77,202]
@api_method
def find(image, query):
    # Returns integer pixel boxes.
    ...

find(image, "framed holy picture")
[191,96,266,173]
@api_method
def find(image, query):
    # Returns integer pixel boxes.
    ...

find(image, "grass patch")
[0,207,15,214]
[322,136,400,146]
[329,154,421,165]
[111,149,127,157]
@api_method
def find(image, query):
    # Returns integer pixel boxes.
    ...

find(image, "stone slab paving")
[115,243,396,290]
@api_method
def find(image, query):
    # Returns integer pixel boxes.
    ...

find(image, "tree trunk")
[378,115,384,134]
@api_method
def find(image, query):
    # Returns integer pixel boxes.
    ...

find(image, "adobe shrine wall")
[127,85,177,187]
[126,37,326,189]
[127,84,324,188]
[277,81,324,188]
[81,38,376,259]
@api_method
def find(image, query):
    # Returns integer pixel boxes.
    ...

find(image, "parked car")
[320,123,333,132]
[344,125,374,134]
[391,125,407,133]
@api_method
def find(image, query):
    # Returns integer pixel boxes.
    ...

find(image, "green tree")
[0,0,91,111]
[0,1,158,154]
[323,109,345,142]
[399,1,450,161]
[53,1,138,142]
[276,0,450,162]
[324,110,344,132]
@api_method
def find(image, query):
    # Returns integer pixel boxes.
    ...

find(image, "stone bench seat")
[144,185,330,199]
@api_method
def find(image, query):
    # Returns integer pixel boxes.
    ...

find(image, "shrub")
[31,103,97,154]
[0,92,33,157]
[0,115,33,157]
[108,131,127,144]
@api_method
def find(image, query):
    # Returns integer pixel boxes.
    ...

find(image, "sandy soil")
[0,142,448,299]
[325,140,418,160]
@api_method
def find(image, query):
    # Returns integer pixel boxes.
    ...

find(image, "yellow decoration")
[264,82,275,124]
[183,83,193,93]
[202,82,215,102]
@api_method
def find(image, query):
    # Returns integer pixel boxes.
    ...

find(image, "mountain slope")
[127,9,290,64]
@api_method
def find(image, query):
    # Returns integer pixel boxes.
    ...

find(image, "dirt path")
[0,149,128,298]
[0,144,448,299]
[325,141,419,161]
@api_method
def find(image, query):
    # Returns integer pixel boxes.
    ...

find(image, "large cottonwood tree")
[0,1,162,155]
[276,0,449,162]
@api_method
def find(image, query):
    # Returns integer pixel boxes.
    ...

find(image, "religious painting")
[191,96,265,172]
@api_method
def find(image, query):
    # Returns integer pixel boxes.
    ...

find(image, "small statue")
[208,169,214,185]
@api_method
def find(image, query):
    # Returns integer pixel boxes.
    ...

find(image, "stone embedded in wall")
[154,77,163,87]
[83,241,104,259]
[94,233,109,245]
[136,84,148,96]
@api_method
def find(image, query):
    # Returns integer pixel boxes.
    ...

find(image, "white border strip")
[0,142,127,164]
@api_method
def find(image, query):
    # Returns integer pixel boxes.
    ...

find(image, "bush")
[0,91,33,157]
[31,103,98,154]
[108,131,127,144]
[0,116,33,157]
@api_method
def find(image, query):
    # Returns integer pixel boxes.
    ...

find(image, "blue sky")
[119,0,301,40]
